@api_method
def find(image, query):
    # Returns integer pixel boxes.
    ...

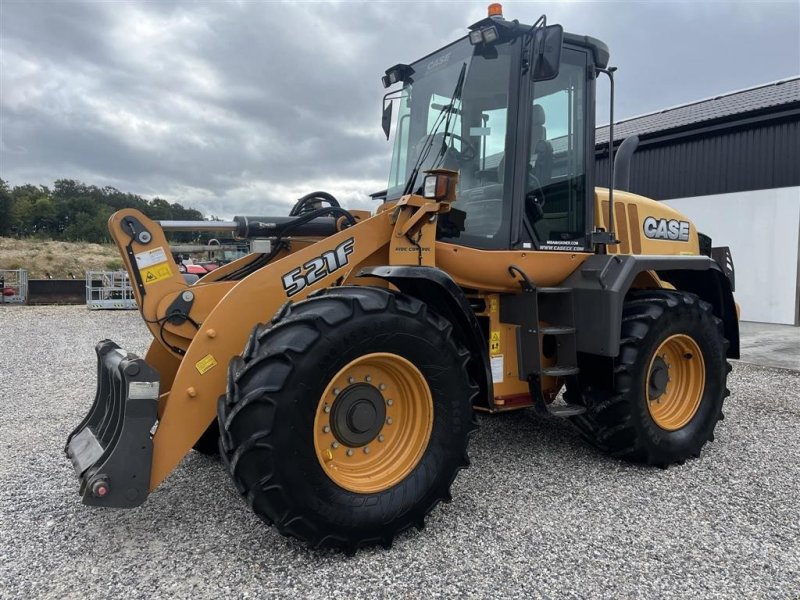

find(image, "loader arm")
[66,185,461,508]
[107,209,394,489]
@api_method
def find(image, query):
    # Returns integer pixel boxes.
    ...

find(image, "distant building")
[595,77,800,326]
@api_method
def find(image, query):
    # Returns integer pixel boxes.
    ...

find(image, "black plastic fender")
[563,254,739,358]
[359,266,492,408]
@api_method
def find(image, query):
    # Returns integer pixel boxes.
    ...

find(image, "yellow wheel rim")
[646,334,705,431]
[313,352,433,494]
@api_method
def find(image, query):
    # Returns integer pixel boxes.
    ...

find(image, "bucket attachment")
[65,340,159,508]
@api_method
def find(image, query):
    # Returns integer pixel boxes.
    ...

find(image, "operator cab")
[380,4,609,252]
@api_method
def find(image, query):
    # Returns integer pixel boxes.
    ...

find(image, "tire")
[217,286,478,553]
[567,290,730,466]
[192,421,220,456]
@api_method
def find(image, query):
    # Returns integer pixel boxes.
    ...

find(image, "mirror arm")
[596,66,619,246]
[521,14,547,75]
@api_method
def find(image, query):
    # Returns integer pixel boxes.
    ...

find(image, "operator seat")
[496,103,554,186]
[530,104,553,186]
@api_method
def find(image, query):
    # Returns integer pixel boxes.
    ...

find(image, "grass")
[0,237,122,279]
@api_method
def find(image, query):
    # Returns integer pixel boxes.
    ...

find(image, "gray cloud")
[2,1,798,218]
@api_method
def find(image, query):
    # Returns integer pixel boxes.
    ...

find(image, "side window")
[527,49,588,247]
[387,94,412,194]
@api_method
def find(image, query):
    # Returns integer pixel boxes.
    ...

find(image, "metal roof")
[596,77,800,146]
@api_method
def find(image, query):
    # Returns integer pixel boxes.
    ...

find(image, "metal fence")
[86,271,137,310]
[0,269,28,304]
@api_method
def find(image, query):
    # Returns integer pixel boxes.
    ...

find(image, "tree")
[0,179,11,235]
[2,179,206,243]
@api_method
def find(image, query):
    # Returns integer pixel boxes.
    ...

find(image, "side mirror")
[382,99,393,140]
[531,25,563,81]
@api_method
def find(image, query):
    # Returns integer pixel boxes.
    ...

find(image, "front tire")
[568,290,730,466]
[218,286,477,552]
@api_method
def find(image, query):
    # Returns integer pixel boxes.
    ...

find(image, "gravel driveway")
[1,306,797,599]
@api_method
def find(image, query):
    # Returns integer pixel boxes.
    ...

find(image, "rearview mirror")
[531,25,563,81]
[381,99,393,140]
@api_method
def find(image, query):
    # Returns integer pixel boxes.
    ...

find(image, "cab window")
[524,47,589,250]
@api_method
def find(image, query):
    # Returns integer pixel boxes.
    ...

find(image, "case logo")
[643,217,690,242]
[281,238,355,297]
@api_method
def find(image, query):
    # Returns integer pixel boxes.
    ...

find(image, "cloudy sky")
[2,0,798,218]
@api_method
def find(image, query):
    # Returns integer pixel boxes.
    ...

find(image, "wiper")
[402,62,467,197]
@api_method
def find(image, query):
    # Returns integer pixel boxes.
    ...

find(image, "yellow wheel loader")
[65,5,738,553]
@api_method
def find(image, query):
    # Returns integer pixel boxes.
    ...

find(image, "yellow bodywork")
[107,185,701,491]
[594,188,700,255]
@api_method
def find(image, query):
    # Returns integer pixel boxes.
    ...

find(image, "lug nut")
[333,388,340,396]
[364,446,370,454]
[386,399,393,406]
[348,376,355,384]
[386,417,393,425]
[323,425,330,433]
[378,435,384,442]
[346,449,354,457]
[365,375,372,383]
[379,384,386,391]
[324,405,330,413]
[332,442,339,449]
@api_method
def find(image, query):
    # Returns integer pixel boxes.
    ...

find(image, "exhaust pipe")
[613,135,640,192]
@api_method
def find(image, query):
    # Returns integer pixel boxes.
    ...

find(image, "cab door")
[514,45,595,253]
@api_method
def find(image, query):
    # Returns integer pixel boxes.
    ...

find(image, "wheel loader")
[65,5,738,553]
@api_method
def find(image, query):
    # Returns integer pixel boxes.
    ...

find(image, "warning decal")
[490,331,501,355]
[195,354,218,375]
[141,262,172,285]
[134,247,168,269]
[490,355,503,383]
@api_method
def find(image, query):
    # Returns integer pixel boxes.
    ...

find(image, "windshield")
[386,38,515,247]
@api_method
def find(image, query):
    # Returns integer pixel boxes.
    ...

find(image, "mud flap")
[65,340,159,508]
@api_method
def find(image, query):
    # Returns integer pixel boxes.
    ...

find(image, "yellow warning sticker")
[141,261,173,285]
[489,296,498,313]
[195,354,218,375]
[490,330,501,355]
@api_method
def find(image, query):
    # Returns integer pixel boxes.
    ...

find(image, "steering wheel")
[411,131,478,167]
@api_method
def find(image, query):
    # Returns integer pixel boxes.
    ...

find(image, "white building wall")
[664,186,800,325]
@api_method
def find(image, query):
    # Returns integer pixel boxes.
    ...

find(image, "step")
[541,366,580,377]
[537,287,572,294]
[539,325,576,335]
[547,404,587,417]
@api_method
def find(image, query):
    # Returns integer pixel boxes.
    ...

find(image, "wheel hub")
[330,383,386,447]
[648,356,670,401]
[645,334,706,431]
[313,352,434,494]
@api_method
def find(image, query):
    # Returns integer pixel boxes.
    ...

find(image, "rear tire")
[218,286,478,553]
[567,290,730,466]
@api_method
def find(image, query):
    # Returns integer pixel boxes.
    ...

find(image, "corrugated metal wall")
[595,116,800,200]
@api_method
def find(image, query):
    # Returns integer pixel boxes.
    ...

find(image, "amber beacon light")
[488,3,503,17]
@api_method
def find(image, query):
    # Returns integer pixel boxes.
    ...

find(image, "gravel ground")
[0,306,798,599]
